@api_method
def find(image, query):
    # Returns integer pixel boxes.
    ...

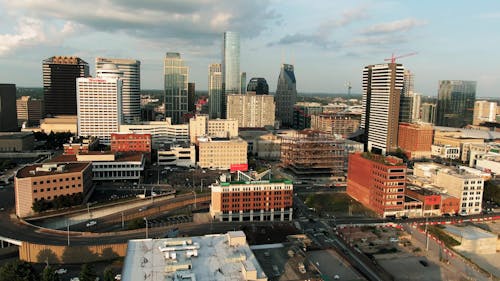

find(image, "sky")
[0,0,499,97]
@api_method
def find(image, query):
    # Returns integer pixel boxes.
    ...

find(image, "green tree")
[484,180,500,205]
[103,268,115,281]
[40,265,60,281]
[79,264,96,281]
[0,261,37,281]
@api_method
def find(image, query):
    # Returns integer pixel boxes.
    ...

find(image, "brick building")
[347,153,407,217]
[110,133,151,156]
[405,185,441,216]
[210,170,293,222]
[398,123,433,159]
[15,162,92,218]
[310,112,361,138]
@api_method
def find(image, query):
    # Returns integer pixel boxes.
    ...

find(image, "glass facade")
[164,52,189,124]
[222,31,240,96]
[208,63,223,119]
[275,64,297,127]
[436,80,476,128]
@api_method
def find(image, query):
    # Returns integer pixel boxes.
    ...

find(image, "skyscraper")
[421,103,436,124]
[473,100,497,125]
[361,63,404,155]
[208,63,223,119]
[240,72,247,95]
[436,80,476,128]
[399,69,415,123]
[223,31,240,96]
[77,64,122,145]
[227,93,275,128]
[164,52,189,124]
[0,84,18,131]
[96,58,140,124]
[16,96,44,127]
[43,56,89,116]
[188,82,196,112]
[246,78,269,95]
[275,64,297,128]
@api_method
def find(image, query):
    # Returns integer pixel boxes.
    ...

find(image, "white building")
[158,144,196,167]
[122,231,267,281]
[96,58,140,124]
[189,114,238,143]
[227,93,275,128]
[120,118,189,149]
[75,152,145,181]
[77,64,122,145]
[431,144,460,159]
[473,100,497,125]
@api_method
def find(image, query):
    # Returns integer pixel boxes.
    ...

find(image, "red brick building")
[347,153,407,217]
[441,194,460,215]
[398,123,433,159]
[110,133,151,157]
[405,185,441,216]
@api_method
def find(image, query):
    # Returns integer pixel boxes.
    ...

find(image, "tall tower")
[361,63,404,155]
[43,56,89,116]
[208,63,223,119]
[0,84,18,131]
[399,69,415,123]
[247,78,269,95]
[436,80,476,128]
[240,72,247,95]
[275,64,297,128]
[96,58,140,124]
[188,82,196,112]
[164,52,189,124]
[76,64,122,145]
[222,31,240,117]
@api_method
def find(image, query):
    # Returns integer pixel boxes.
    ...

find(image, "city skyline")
[0,1,499,97]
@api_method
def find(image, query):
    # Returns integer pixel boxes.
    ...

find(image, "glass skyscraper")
[164,52,189,124]
[223,31,240,95]
[208,63,223,119]
[436,80,476,128]
[275,64,297,128]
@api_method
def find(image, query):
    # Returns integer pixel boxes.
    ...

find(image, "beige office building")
[197,137,247,170]
[189,115,238,143]
[473,100,497,125]
[227,93,275,128]
[16,96,44,127]
[40,115,78,134]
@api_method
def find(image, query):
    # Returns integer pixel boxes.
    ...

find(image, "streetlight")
[151,186,155,203]
[144,217,148,239]
[200,179,205,193]
[191,191,197,209]
[66,219,70,246]
[121,211,124,229]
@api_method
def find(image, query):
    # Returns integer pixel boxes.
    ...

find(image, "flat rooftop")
[122,231,267,281]
[445,225,497,240]
[0,132,33,139]
[16,162,91,178]
[50,152,144,163]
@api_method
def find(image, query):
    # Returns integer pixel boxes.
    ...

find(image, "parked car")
[54,268,67,274]
[86,220,97,227]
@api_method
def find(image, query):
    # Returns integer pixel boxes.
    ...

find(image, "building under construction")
[280,130,346,182]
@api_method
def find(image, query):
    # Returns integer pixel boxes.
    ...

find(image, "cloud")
[0,17,45,55]
[361,18,427,35]
[318,5,369,36]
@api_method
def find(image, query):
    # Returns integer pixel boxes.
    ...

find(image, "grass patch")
[302,193,376,216]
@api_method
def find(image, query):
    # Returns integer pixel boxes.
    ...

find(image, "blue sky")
[0,0,499,97]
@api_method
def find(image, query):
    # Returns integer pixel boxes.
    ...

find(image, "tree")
[0,261,37,281]
[103,268,115,281]
[40,265,60,281]
[79,263,96,281]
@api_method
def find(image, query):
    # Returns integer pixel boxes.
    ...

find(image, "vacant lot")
[301,193,377,217]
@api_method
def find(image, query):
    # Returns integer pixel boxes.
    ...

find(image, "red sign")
[230,164,248,172]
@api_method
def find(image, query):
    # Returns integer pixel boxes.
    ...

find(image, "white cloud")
[0,17,46,56]
[361,18,427,35]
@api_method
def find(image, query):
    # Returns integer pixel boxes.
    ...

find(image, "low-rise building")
[122,231,267,281]
[189,114,238,143]
[197,137,247,170]
[441,194,460,215]
[0,132,34,152]
[110,133,151,154]
[14,162,92,218]
[210,170,293,222]
[119,119,189,149]
[158,143,196,167]
[63,136,99,155]
[398,123,433,159]
[40,115,78,134]
[431,144,460,159]
[405,185,441,217]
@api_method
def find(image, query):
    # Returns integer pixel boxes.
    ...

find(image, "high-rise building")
[164,52,189,124]
[43,56,89,116]
[436,80,476,128]
[0,84,18,131]
[227,93,275,128]
[222,31,240,96]
[208,63,223,119]
[275,64,297,128]
[473,100,497,125]
[399,71,415,123]
[240,72,247,95]
[76,64,123,145]
[411,93,422,121]
[421,103,436,124]
[96,58,140,124]
[188,82,196,112]
[246,78,269,95]
[361,63,404,155]
[16,96,44,127]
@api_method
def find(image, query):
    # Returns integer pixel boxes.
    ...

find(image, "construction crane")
[344,81,352,100]
[384,52,417,63]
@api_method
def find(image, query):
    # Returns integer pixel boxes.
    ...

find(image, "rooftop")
[122,231,267,281]
[444,225,497,240]
[0,132,33,139]
[50,152,144,163]
[359,152,405,166]
[16,162,91,178]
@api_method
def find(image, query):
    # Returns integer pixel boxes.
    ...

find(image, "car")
[114,274,121,280]
[86,220,97,227]
[138,206,149,212]
[54,268,67,274]
[70,278,80,281]
[389,237,399,243]
[419,260,429,267]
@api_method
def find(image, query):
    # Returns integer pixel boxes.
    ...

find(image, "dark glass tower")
[247,78,269,95]
[0,84,18,131]
[436,80,476,128]
[188,82,196,112]
[275,64,297,128]
[43,56,89,116]
[164,52,188,124]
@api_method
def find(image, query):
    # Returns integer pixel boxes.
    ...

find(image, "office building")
[196,136,247,170]
[15,162,93,218]
[16,96,43,127]
[120,119,189,149]
[347,153,407,217]
[227,93,275,128]
[122,231,267,281]
[210,170,293,222]
[188,82,196,112]
[164,52,189,124]
[361,63,404,154]
[310,112,361,138]
[189,115,238,143]
[208,63,223,119]
[96,58,141,124]
[43,56,89,116]
[40,115,78,134]
[246,78,269,95]
[293,102,323,130]
[76,63,123,145]
[157,143,196,167]
[421,103,436,124]
[275,64,297,128]
[222,31,240,96]
[0,84,18,131]
[436,80,476,128]
[240,72,247,95]
[0,132,34,152]
[412,93,422,121]
[399,69,414,123]
[473,100,497,125]
[405,185,441,217]
[397,123,433,159]
[110,133,151,154]
[63,136,99,155]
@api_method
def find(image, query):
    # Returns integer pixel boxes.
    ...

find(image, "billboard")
[230,163,248,172]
